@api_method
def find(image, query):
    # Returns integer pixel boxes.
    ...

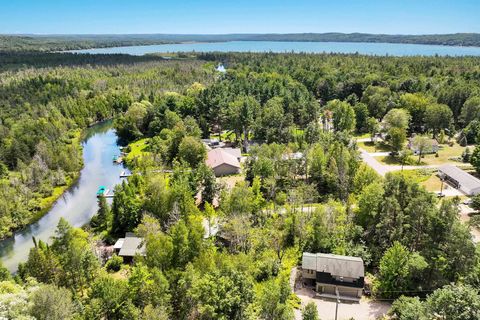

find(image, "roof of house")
[302,252,365,279]
[438,164,480,191]
[118,235,145,257]
[206,148,240,169]
[113,238,125,250]
[222,147,242,159]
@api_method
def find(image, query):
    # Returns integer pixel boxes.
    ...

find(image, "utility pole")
[335,286,340,320]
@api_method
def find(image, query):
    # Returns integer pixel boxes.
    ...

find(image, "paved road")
[359,148,391,176]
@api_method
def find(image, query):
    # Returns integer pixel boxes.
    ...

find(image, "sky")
[0,0,479,35]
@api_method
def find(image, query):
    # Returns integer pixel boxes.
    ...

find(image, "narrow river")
[0,121,125,272]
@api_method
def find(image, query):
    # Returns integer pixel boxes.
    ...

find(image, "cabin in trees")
[438,164,480,195]
[113,233,145,263]
[205,148,241,176]
[302,253,365,301]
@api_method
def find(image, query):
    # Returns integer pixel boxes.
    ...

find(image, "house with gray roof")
[113,233,145,262]
[438,164,480,195]
[302,252,365,301]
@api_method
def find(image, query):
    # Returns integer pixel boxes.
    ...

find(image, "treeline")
[3,33,480,53]
[0,52,169,71]
[0,55,213,238]
[0,35,176,52]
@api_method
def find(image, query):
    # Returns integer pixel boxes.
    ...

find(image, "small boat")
[97,186,107,197]
[112,155,118,163]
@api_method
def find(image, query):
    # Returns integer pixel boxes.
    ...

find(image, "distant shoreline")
[3,33,480,52]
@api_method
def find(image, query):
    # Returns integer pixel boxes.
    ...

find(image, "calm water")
[0,122,125,272]
[69,41,480,56]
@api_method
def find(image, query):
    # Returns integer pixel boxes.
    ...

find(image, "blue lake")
[70,41,480,56]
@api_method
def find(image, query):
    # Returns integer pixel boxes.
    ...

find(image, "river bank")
[0,121,125,272]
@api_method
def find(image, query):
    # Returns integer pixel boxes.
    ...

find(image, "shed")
[438,165,480,195]
[206,148,241,176]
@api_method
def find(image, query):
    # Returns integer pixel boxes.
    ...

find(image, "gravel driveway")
[294,287,391,320]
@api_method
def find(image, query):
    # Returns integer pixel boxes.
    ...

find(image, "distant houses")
[205,148,241,177]
[113,233,145,263]
[302,252,365,301]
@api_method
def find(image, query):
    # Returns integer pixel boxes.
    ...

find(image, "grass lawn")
[357,141,392,153]
[210,130,236,142]
[353,133,371,139]
[125,138,150,162]
[375,142,467,166]
[420,174,443,192]
[419,143,466,165]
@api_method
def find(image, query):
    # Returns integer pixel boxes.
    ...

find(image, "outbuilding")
[302,252,365,301]
[113,233,145,263]
[438,164,480,195]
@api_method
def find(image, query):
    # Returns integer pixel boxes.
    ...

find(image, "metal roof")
[113,238,125,250]
[438,165,480,192]
[302,252,364,279]
[118,236,145,257]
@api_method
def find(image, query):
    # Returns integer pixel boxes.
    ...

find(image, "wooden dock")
[120,171,132,178]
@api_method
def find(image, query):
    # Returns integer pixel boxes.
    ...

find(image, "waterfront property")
[438,164,480,195]
[205,148,241,176]
[302,252,365,301]
[113,233,145,262]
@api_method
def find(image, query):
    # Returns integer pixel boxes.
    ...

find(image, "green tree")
[353,102,370,133]
[302,302,319,320]
[177,136,206,168]
[411,135,433,164]
[256,276,294,320]
[189,268,254,320]
[29,284,75,320]
[388,296,425,320]
[382,108,411,131]
[470,144,480,174]
[388,127,407,154]
[366,117,380,142]
[425,284,480,320]
[460,96,480,126]
[374,242,428,299]
[327,99,356,133]
[424,103,453,137]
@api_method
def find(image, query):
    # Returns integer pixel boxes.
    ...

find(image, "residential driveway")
[294,287,391,320]
[359,148,390,176]
[459,204,480,243]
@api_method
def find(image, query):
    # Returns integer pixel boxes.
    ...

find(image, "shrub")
[105,255,123,272]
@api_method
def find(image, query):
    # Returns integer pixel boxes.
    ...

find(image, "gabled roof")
[206,148,240,169]
[303,252,365,279]
[118,235,145,257]
[438,165,480,191]
[222,147,242,159]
